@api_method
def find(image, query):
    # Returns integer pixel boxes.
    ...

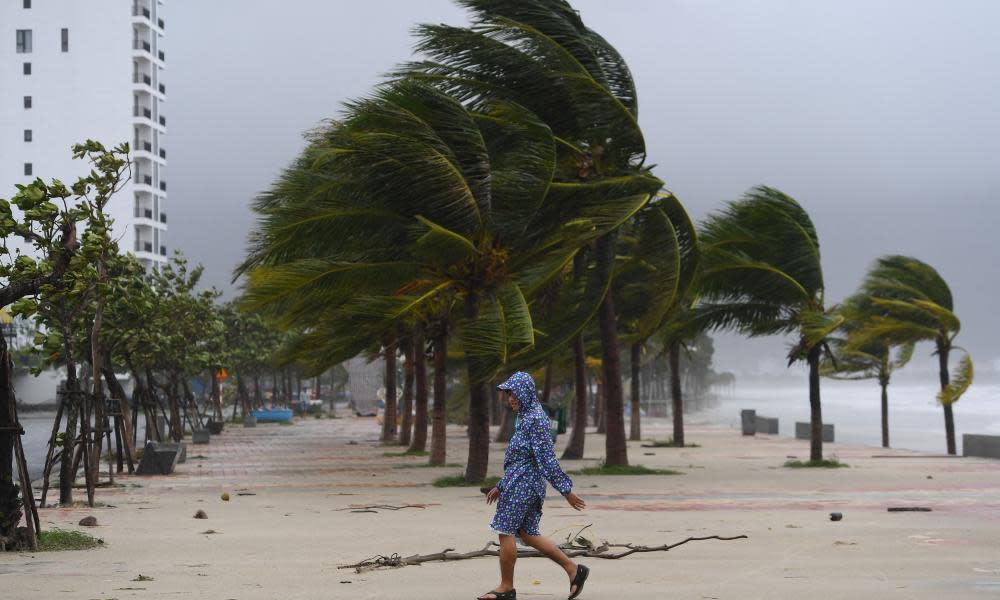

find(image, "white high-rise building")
[0,0,169,270]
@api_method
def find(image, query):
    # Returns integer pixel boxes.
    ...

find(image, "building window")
[24,130,32,142]
[23,0,31,9]
[24,163,33,176]
[23,62,31,75]
[23,96,32,109]
[61,28,69,52]
[16,29,32,53]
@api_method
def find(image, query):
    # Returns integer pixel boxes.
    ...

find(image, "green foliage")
[696,186,843,372]
[851,255,973,405]
[568,463,681,476]
[783,459,848,469]
[433,474,502,487]
[37,528,104,551]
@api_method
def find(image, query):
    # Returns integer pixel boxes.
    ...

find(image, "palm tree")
[406,0,661,466]
[615,194,699,442]
[821,292,916,448]
[240,81,658,482]
[853,256,973,455]
[697,186,841,462]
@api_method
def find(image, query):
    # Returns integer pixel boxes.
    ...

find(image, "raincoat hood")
[497,371,539,412]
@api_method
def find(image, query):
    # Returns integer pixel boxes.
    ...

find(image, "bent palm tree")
[697,186,841,462]
[405,0,660,466]
[823,293,915,448]
[615,193,699,441]
[853,256,973,455]
[239,81,659,482]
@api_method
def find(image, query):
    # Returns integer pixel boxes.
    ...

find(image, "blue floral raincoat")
[490,371,573,536]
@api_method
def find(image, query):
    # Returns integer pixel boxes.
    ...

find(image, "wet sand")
[3,415,999,599]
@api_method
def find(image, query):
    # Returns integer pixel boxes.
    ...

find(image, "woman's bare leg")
[517,530,580,593]
[478,534,517,599]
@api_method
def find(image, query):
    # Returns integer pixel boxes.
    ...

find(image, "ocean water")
[701,377,1000,455]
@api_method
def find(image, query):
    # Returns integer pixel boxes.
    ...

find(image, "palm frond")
[938,352,973,406]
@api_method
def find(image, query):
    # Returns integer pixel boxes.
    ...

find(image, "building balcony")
[132,5,151,19]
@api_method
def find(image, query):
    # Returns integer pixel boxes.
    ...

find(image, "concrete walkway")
[4,416,999,599]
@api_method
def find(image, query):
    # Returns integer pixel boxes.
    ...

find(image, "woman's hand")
[565,491,586,511]
[486,486,500,504]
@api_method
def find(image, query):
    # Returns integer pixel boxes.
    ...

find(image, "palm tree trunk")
[879,377,890,448]
[669,339,684,447]
[808,344,823,462]
[464,298,490,483]
[429,327,448,465]
[410,332,429,453]
[562,333,588,459]
[937,340,956,455]
[629,343,641,441]
[595,381,606,434]
[597,234,628,466]
[400,338,415,447]
[381,342,398,442]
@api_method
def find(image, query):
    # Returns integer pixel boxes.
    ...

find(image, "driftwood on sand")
[338,525,748,573]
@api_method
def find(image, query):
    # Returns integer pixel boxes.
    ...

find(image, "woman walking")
[478,371,590,600]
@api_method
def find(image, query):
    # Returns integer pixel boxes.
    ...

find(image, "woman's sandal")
[476,589,516,600]
[568,564,590,599]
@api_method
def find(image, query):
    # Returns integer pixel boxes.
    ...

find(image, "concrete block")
[156,441,187,464]
[795,422,834,442]
[192,429,211,444]
[135,441,181,475]
[963,434,1000,459]
[207,419,225,435]
[740,409,756,436]
[755,416,779,435]
[243,414,257,428]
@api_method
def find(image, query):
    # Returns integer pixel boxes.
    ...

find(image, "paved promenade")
[4,415,1000,599]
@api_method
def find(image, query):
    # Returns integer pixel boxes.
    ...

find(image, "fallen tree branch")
[338,532,748,573]
[335,504,434,513]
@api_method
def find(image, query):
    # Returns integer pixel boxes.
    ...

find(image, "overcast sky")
[165,0,1000,377]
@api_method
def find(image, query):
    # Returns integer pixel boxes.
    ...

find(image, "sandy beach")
[3,415,999,599]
